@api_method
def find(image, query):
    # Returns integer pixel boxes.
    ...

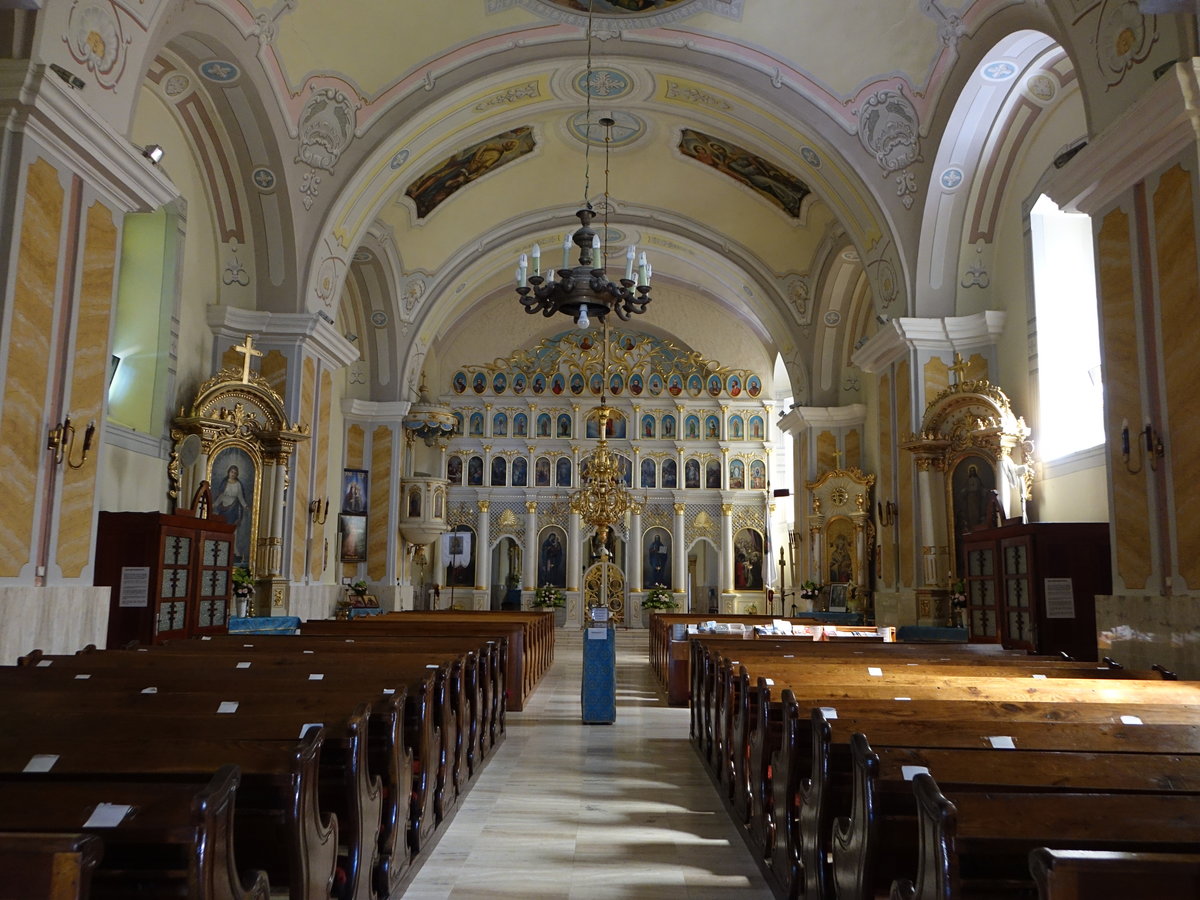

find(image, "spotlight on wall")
[876,314,891,325]
[345,332,358,343]
[142,145,165,165]
[49,63,84,90]
[1121,417,1165,474]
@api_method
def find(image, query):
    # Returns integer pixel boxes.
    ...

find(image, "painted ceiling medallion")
[980,60,1017,81]
[163,73,190,97]
[800,147,821,168]
[824,310,843,327]
[1026,73,1057,103]
[199,59,240,83]
[370,310,389,327]
[1096,0,1156,88]
[569,110,644,147]
[251,167,276,191]
[64,1,130,91]
[857,88,920,173]
[352,249,373,262]
[389,149,410,170]
[940,167,964,191]
[575,67,633,99]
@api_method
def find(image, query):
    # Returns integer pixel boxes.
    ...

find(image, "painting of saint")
[685,415,700,439]
[445,527,475,587]
[705,416,721,439]
[570,373,585,395]
[452,372,467,394]
[641,458,656,488]
[641,415,656,438]
[211,445,255,566]
[491,457,507,486]
[407,486,421,518]
[645,531,671,589]
[453,413,464,435]
[953,455,996,535]
[729,459,745,489]
[492,373,507,394]
[539,530,566,588]
[514,413,528,437]
[342,468,368,514]
[557,414,572,437]
[678,128,810,218]
[512,457,528,487]
[685,459,700,488]
[535,457,551,486]
[512,372,527,394]
[750,459,766,490]
[667,374,683,396]
[472,373,486,394]
[339,514,367,563]
[493,412,508,436]
[405,125,535,219]
[749,416,764,439]
[662,458,678,488]
[747,375,762,397]
[551,373,566,395]
[662,415,676,439]
[467,455,484,486]
[730,416,744,440]
[556,457,572,487]
[629,373,644,396]
[469,412,484,436]
[589,373,604,395]
[733,528,764,591]
[705,460,722,488]
[687,374,703,396]
[532,373,547,394]
[707,374,722,396]
[537,414,552,437]
[648,373,664,396]
[727,375,742,397]
[609,373,623,395]
[447,455,463,484]
[827,522,854,584]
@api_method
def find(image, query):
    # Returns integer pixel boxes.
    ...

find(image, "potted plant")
[949,578,967,628]
[232,566,254,618]
[799,580,820,611]
[532,584,567,626]
[641,584,677,629]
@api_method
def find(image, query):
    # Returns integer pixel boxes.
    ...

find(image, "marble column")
[476,500,491,600]
[672,502,687,595]
[721,503,735,594]
[629,509,644,592]
[567,511,581,592]
[524,501,538,593]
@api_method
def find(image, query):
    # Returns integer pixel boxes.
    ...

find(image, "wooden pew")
[0,766,270,900]
[891,773,1200,900]
[1028,849,1200,900]
[0,833,103,900]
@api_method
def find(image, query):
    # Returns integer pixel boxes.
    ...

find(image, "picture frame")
[339,514,368,562]
[342,468,368,514]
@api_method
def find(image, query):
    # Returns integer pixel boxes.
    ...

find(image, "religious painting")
[685,415,700,440]
[472,373,486,394]
[551,373,565,394]
[405,125,535,219]
[705,415,721,439]
[557,413,572,437]
[589,373,604,395]
[447,455,463,485]
[748,415,764,439]
[452,372,467,394]
[467,455,484,486]
[512,372,527,394]
[827,516,855,584]
[733,528,765,591]
[707,374,722,396]
[747,375,762,397]
[727,374,742,397]
[570,373,585,395]
[532,373,547,394]
[342,468,368,514]
[729,416,744,440]
[662,415,676,439]
[491,456,507,486]
[685,458,700,488]
[538,527,567,588]
[537,413,552,437]
[535,456,551,487]
[644,529,671,589]
[648,373,664,396]
[750,459,766,490]
[678,128,810,218]
[952,454,997,535]
[705,459,721,488]
[544,0,691,12]
[667,374,683,396]
[445,526,475,587]
[662,458,678,488]
[641,458,656,488]
[729,459,745,489]
[514,413,528,437]
[339,514,367,563]
[433,489,444,519]
[629,373,644,396]
[209,444,257,568]
[493,412,508,436]
[619,454,633,486]
[406,486,421,518]
[556,457,572,487]
[641,414,656,439]
[492,373,507,394]
[512,456,528,487]
[453,413,464,435]
[469,412,484,436]
[687,374,703,396]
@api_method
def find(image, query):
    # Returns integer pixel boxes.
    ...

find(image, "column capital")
[673,503,686,515]
[526,500,538,513]
[478,500,490,512]
[721,503,734,516]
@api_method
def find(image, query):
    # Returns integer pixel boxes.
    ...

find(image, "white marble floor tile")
[402,629,772,898]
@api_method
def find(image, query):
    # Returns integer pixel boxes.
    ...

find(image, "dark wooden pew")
[0,833,103,900]
[1028,849,1200,900]
[0,766,270,900]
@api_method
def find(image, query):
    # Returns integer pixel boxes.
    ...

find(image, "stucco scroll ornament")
[1096,0,1157,89]
[296,86,358,172]
[64,0,131,92]
[857,88,921,174]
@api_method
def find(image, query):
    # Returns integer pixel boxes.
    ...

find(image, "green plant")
[799,580,819,599]
[232,567,254,598]
[531,585,566,608]
[350,579,368,596]
[642,585,677,611]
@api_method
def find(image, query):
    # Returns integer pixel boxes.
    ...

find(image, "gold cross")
[949,352,969,385]
[832,448,844,468]
[234,334,263,383]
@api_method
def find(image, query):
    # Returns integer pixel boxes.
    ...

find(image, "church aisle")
[402,629,773,899]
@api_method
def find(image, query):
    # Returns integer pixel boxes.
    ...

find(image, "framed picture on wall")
[339,514,368,562]
[343,469,368,514]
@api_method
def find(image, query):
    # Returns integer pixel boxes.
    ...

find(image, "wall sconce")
[48,416,95,469]
[1121,418,1164,474]
[49,63,84,90]
[309,498,329,524]
[142,145,164,165]
[877,500,898,526]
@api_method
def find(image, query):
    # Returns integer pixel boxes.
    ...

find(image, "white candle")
[638,251,648,286]
[518,253,528,287]
[531,243,541,277]
[563,233,573,269]
[625,245,636,281]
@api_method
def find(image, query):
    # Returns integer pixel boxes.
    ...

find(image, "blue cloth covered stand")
[581,625,616,724]
[227,616,301,634]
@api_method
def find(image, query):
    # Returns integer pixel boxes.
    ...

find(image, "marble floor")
[402,629,774,899]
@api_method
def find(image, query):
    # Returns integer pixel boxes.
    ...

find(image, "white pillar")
[721,502,735,595]
[629,509,643,591]
[567,511,581,592]
[524,501,538,592]
[476,500,491,593]
[672,502,687,594]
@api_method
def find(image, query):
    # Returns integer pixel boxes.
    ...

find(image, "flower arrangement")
[950,579,967,610]
[642,585,677,611]
[232,566,254,599]
[350,580,368,597]
[799,580,820,601]
[531,585,566,608]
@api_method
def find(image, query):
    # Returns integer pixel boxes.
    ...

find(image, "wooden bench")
[1029,849,1200,900]
[0,833,103,900]
[0,766,270,900]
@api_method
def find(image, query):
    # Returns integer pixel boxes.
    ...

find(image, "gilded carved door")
[583,560,625,625]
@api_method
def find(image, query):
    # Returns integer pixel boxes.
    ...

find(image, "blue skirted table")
[581,625,616,724]
[347,607,383,619]
[227,616,301,635]
[897,625,969,643]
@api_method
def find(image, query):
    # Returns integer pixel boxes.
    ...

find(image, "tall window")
[1029,194,1104,460]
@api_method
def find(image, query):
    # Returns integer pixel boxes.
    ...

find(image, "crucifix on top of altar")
[168,334,310,615]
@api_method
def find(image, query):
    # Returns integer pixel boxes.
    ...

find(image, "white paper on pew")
[820,707,838,719]
[36,660,52,667]
[217,701,239,714]
[309,673,324,681]
[426,664,439,669]
[136,648,148,652]
[23,754,58,773]
[868,667,883,676]
[902,765,930,781]
[783,654,795,658]
[764,678,774,686]
[1120,715,1144,725]
[201,636,211,641]
[383,688,395,694]
[84,803,134,828]
[236,662,251,669]
[1032,674,1047,679]
[74,674,90,680]
[303,650,314,654]
[243,644,254,647]
[988,735,1016,749]
[141,687,157,694]
[344,639,355,643]
[894,697,911,701]
[300,722,323,737]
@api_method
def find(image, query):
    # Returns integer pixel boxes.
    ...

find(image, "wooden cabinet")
[96,512,236,647]
[959,523,1110,660]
